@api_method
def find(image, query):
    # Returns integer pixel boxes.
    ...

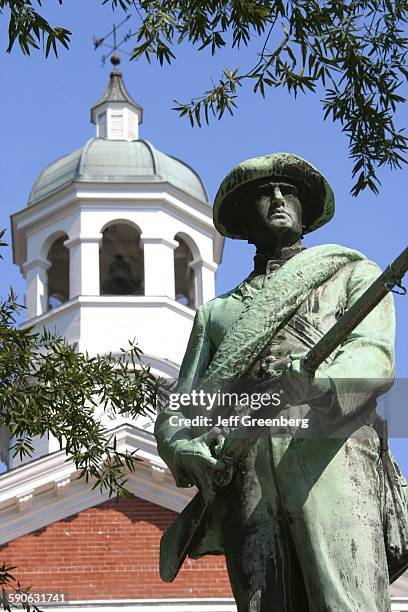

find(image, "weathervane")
[93,15,133,67]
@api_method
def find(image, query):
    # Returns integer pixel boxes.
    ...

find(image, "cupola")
[90,55,143,140]
[11,64,223,429]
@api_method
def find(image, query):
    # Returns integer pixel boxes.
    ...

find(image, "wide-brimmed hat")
[213,152,335,239]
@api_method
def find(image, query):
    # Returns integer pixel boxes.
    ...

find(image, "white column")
[64,235,102,298]
[140,236,178,299]
[22,258,51,318]
[190,259,217,305]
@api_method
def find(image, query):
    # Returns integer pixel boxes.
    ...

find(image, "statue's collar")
[253,241,305,275]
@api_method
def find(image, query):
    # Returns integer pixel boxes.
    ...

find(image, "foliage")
[0,296,158,490]
[2,1,407,195]
[128,0,408,196]
[0,228,160,608]
[0,563,40,612]
[0,238,159,494]
[0,1,70,56]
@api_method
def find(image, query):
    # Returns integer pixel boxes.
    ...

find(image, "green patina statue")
[155,153,408,611]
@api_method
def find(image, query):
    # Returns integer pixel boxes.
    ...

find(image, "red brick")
[0,496,233,601]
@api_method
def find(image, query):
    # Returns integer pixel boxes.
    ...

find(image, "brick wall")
[0,497,233,601]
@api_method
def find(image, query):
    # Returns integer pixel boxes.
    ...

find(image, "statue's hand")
[281,353,332,407]
[171,428,227,499]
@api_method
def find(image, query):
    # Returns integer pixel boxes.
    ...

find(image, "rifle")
[160,246,408,583]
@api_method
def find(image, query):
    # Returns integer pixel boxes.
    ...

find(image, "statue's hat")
[213,152,335,239]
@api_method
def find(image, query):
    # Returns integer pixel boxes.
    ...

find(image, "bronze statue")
[155,153,408,611]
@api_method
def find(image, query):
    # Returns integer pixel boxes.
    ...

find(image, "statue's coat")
[155,245,407,611]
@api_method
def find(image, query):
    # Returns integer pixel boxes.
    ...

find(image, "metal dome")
[28,138,210,206]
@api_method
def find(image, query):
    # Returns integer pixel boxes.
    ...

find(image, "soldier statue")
[155,153,407,611]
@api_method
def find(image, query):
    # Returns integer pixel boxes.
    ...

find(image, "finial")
[91,16,143,140]
[93,16,133,68]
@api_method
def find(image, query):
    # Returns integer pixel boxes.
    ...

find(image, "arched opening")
[100,223,144,296]
[174,236,195,309]
[47,235,69,310]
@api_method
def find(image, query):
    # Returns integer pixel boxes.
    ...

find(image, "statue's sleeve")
[320,259,396,423]
[154,304,212,481]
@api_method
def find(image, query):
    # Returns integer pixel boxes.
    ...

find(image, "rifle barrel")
[303,246,408,374]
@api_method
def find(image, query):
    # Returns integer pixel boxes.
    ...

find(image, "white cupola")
[10,62,223,467]
[91,55,143,140]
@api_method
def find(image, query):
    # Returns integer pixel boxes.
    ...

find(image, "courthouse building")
[0,62,406,611]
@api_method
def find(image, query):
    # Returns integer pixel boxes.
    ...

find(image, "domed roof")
[28,138,210,206]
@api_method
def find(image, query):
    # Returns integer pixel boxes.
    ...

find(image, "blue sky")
[0,1,407,473]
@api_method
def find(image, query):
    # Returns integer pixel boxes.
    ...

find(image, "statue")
[102,254,139,295]
[155,153,408,611]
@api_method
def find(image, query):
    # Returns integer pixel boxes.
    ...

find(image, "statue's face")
[244,180,303,248]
